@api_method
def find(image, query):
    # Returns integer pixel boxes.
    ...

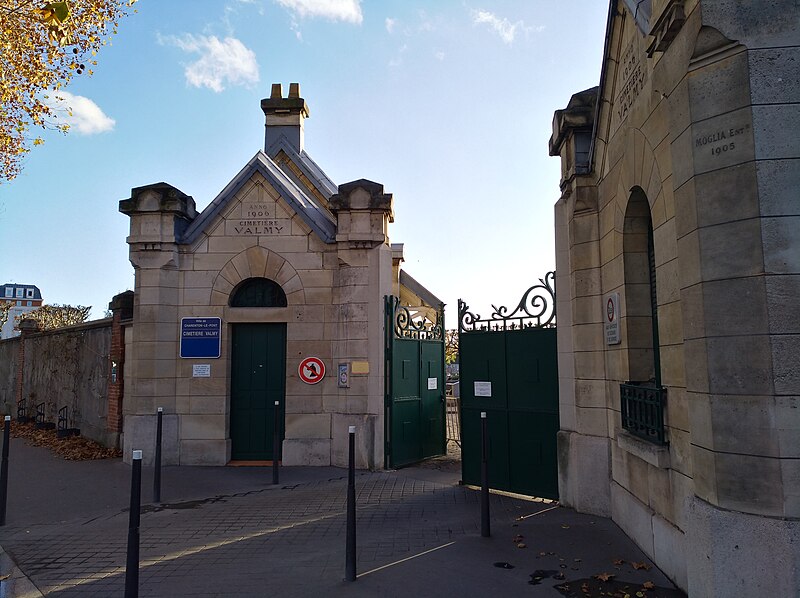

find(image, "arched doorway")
[229,278,288,461]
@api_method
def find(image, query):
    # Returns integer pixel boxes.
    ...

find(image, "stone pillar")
[119,183,197,465]
[550,89,612,516]
[665,11,800,596]
[107,291,134,443]
[329,180,394,469]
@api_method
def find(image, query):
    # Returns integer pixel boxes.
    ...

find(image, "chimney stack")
[261,82,309,154]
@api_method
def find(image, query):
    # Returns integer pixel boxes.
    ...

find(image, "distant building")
[0,283,43,339]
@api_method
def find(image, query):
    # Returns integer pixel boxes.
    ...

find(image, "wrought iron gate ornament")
[389,297,444,340]
[458,272,556,332]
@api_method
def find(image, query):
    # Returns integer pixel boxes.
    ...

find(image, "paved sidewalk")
[0,438,686,597]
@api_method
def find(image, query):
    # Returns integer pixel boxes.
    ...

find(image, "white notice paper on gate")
[474,381,492,397]
[427,377,438,390]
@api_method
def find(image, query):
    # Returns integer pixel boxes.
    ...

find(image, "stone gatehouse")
[550,1,798,595]
[119,83,442,469]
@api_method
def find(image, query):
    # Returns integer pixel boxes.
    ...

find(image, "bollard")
[273,401,280,485]
[125,450,142,598]
[153,407,163,503]
[481,411,490,538]
[345,425,357,581]
[0,416,10,526]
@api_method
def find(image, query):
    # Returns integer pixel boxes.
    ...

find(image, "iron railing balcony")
[620,382,667,445]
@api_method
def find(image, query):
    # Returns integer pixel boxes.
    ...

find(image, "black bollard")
[125,450,142,598]
[0,416,10,526]
[480,411,490,538]
[153,407,163,503]
[345,425,357,581]
[272,401,280,485]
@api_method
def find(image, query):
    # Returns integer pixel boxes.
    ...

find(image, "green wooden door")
[230,323,286,461]
[460,327,559,499]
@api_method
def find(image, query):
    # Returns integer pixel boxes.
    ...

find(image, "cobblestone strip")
[2,472,537,596]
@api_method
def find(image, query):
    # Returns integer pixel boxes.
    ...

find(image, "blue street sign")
[180,317,221,358]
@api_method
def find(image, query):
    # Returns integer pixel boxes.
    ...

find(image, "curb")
[0,546,43,598]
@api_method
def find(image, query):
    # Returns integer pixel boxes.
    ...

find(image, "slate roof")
[1,283,42,301]
[181,150,337,245]
[266,135,337,199]
[399,270,444,309]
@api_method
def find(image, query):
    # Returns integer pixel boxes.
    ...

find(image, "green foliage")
[445,329,458,364]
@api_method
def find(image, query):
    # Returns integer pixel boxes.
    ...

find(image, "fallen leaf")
[561,524,571,529]
[517,543,527,549]
[613,559,625,566]
[642,581,655,590]
[10,422,121,460]
[594,572,616,582]
[554,572,565,580]
[0,574,9,581]
[538,551,547,557]
[632,562,652,571]
[636,593,645,598]
[513,534,524,543]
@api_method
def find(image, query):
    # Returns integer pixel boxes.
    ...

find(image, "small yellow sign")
[351,361,369,375]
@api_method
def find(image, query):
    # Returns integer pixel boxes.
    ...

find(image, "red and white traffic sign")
[298,357,326,384]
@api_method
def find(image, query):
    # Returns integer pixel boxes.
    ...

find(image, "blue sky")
[0,0,608,325]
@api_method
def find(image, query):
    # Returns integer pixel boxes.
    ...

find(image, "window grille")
[620,382,667,444]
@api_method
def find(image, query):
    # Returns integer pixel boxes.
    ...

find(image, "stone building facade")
[550,1,798,594]
[120,84,440,470]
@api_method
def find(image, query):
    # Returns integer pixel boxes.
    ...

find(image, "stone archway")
[210,246,305,306]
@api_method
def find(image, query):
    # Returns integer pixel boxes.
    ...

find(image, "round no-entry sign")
[298,357,325,384]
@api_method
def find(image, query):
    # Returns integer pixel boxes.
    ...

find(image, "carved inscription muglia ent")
[694,123,751,157]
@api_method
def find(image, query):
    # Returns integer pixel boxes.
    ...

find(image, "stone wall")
[0,320,116,447]
[0,337,19,411]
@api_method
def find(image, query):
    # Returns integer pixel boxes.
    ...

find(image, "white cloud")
[44,91,115,135]
[470,9,527,44]
[434,50,445,61]
[275,0,362,23]
[160,34,259,92]
[385,17,396,33]
[388,43,408,68]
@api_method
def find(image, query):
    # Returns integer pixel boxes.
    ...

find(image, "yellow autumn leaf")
[0,0,135,181]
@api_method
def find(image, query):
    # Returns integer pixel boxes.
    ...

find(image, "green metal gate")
[458,273,559,498]
[384,297,446,469]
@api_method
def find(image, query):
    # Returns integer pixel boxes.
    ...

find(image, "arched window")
[623,188,661,385]
[621,188,665,444]
[230,278,287,308]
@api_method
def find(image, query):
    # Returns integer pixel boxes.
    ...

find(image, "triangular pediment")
[181,151,337,246]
